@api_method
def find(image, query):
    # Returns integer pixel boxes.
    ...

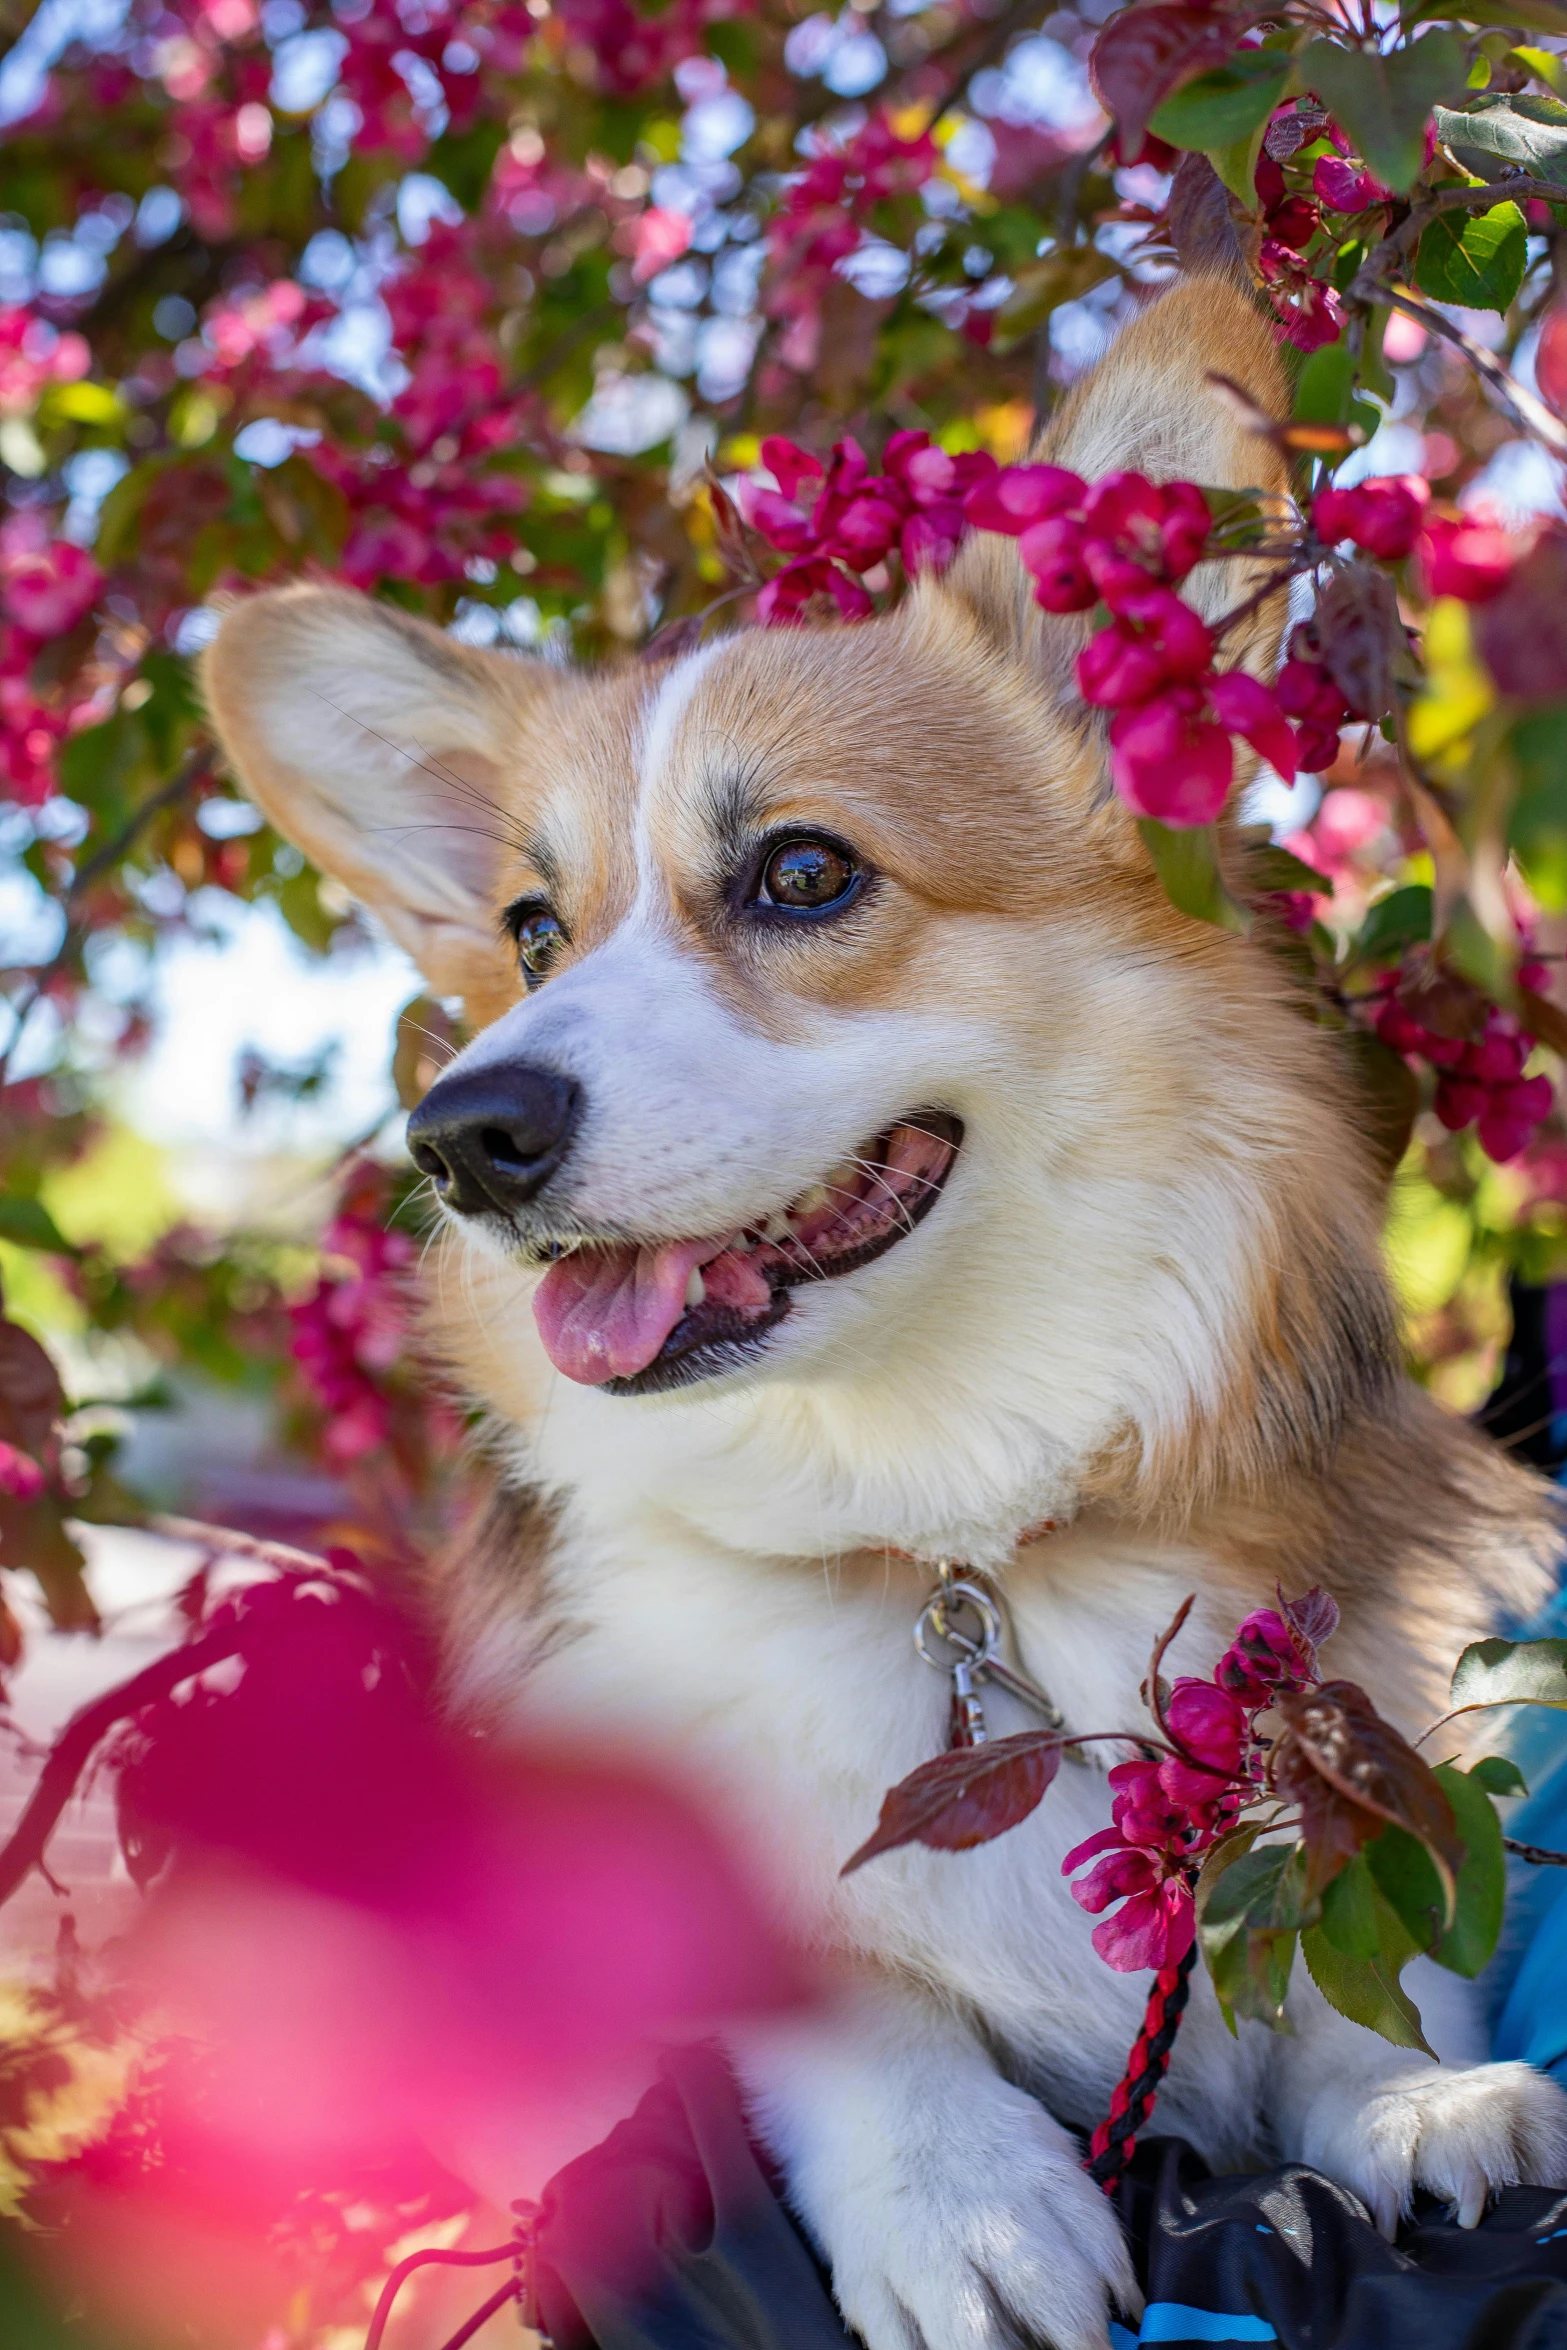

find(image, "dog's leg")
[736,1981,1140,2350]
[1269,1958,1567,2235]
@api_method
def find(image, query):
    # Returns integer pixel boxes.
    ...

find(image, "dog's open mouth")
[532,1112,962,1394]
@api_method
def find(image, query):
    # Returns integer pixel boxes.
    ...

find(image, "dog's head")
[202,278,1395,1555]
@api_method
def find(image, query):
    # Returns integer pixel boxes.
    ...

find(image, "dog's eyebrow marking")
[517,826,563,897]
[692,754,775,878]
[631,639,728,916]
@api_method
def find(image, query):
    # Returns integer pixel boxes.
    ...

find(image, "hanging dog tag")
[913,1565,1069,1751]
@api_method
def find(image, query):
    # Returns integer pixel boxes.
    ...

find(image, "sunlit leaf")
[1433,89,1567,184]
[1414,202,1529,310]
[1150,50,1290,150]
[1470,1753,1529,1797]
[1451,1635,1567,1710]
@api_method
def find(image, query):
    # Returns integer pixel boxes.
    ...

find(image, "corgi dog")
[203,274,1567,2350]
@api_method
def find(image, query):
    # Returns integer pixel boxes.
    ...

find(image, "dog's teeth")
[761,1213,790,1242]
[826,1160,859,1194]
[685,1267,706,1308]
[731,1232,754,1254]
[792,1184,829,1218]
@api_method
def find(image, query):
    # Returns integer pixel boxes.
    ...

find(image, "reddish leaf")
[0,1313,66,1460]
[841,1733,1064,1873]
[1312,561,1404,723]
[1279,1582,1340,1666]
[1475,526,1567,699]
[1272,1680,1462,1901]
[1091,6,1252,165]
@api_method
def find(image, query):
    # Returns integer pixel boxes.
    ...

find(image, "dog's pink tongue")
[533,1237,715,1385]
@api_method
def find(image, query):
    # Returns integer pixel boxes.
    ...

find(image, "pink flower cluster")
[1374,987,1552,1163]
[1,514,103,808]
[289,1178,415,1465]
[741,447,1304,827]
[1251,114,1391,350]
[1064,1609,1307,1973]
[1275,627,1357,777]
[1313,471,1429,561]
[0,306,89,419]
[336,0,534,156]
[1418,513,1518,604]
[767,113,939,374]
[1053,472,1298,826]
[308,225,531,588]
[738,431,997,621]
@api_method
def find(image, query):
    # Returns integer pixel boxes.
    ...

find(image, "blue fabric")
[1486,1530,1567,2084]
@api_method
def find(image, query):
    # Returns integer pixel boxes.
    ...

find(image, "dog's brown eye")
[509,906,565,986]
[757,837,858,914]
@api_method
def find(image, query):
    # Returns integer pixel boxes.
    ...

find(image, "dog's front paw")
[813,2095,1139,2350]
[1302,2060,1567,2238]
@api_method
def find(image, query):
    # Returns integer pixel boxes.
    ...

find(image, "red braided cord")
[1087,1963,1178,2167]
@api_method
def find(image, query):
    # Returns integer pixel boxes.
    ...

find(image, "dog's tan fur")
[203,276,1567,2350]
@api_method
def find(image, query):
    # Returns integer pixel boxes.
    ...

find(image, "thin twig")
[0,1620,247,1911]
[1359,278,1567,463]
[364,2242,523,2350]
[1212,561,1304,647]
[1355,175,1567,292]
[1505,1835,1567,1867]
[1,742,212,1084]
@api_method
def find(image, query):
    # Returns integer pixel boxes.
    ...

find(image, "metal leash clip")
[914,1563,1068,1750]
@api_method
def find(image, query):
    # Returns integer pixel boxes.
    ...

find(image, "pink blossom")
[632,207,693,285]
[1214,1609,1301,1702]
[1092,1877,1195,1973]
[1313,473,1430,561]
[0,1441,44,1501]
[963,464,1084,536]
[1,537,102,639]
[1313,155,1390,213]
[1108,688,1234,827]
[1208,669,1297,781]
[1019,514,1097,612]
[1165,1678,1246,1775]
[1417,514,1516,603]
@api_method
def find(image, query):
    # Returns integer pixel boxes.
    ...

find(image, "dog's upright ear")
[201,583,555,995]
[940,274,1290,697]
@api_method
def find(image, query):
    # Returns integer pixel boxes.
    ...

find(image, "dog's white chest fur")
[480,1494,1269,2161]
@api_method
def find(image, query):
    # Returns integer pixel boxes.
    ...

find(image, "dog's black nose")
[407,1065,581,1216]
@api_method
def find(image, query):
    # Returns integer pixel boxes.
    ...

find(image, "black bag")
[530,2043,1567,2350]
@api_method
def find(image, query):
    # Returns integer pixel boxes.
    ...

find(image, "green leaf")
[1409,0,1567,32]
[0,1198,78,1256]
[1414,202,1528,310]
[1205,115,1271,203]
[1452,1635,1567,1710]
[1367,1821,1449,1945]
[1431,1761,1505,1977]
[1319,1851,1380,1958]
[1353,883,1434,966]
[1509,702,1567,907]
[1137,821,1248,933]
[1302,1895,1435,2053]
[1150,51,1291,151]
[1295,340,1358,427]
[1198,1841,1310,2030]
[1470,1753,1529,1797]
[1301,34,1469,193]
[1433,90,1567,184]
